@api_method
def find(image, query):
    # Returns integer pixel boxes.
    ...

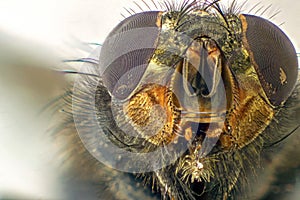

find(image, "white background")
[0,0,299,52]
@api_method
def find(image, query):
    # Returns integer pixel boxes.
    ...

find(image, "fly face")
[70,0,299,199]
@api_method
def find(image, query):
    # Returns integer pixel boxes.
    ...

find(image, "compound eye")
[240,14,298,106]
[99,11,162,100]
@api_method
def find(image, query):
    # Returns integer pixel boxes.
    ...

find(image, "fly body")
[57,0,300,199]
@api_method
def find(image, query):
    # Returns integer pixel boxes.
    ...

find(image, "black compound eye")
[240,14,298,106]
[99,11,162,100]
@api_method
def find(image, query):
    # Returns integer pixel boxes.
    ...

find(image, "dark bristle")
[55,70,100,78]
[62,58,99,65]
[269,10,281,20]
[163,0,171,11]
[254,5,265,15]
[157,1,165,10]
[121,13,126,19]
[229,0,238,13]
[177,0,198,24]
[238,0,249,13]
[129,7,137,14]
[247,2,261,13]
[134,1,144,12]
[264,125,300,148]
[124,7,133,15]
[260,4,272,16]
[86,42,102,46]
[141,0,152,10]
[150,0,159,10]
[204,0,221,11]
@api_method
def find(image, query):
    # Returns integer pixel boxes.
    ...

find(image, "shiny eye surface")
[100,11,162,100]
[240,14,298,106]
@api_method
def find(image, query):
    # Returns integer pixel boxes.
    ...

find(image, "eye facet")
[99,11,163,100]
[239,14,298,106]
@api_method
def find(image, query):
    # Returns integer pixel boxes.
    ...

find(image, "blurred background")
[0,0,299,199]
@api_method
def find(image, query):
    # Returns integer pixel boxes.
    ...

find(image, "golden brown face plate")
[102,8,297,148]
